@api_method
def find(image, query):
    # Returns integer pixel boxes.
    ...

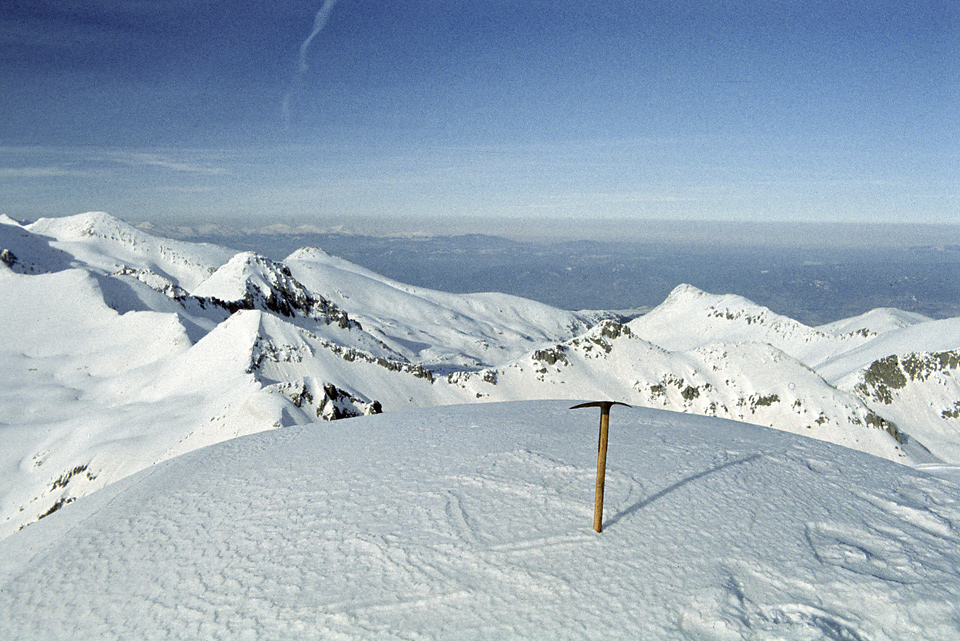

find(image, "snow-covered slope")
[0,268,327,536]
[808,318,960,464]
[816,307,933,337]
[285,246,598,368]
[0,214,601,537]
[2,212,959,541]
[440,321,912,463]
[815,317,960,383]
[1,401,957,640]
[24,211,235,289]
[624,285,960,464]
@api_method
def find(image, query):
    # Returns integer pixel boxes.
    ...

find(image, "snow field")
[1,402,957,640]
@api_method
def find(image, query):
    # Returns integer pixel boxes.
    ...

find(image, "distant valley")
[172,226,960,326]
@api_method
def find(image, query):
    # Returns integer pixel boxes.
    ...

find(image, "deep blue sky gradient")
[1,0,957,230]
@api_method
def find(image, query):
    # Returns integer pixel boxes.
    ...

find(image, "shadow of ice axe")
[571,401,631,533]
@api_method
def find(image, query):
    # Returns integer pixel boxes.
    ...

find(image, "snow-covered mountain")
[283,246,599,369]
[2,212,959,540]
[631,284,888,367]
[1,402,957,639]
[22,211,236,289]
[441,320,910,462]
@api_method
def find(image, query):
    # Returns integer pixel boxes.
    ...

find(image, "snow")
[815,317,960,384]
[2,213,960,638]
[4,213,960,540]
[1,401,957,640]
[25,211,235,290]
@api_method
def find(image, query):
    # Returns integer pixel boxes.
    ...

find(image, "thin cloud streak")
[0,146,231,176]
[282,0,340,130]
[97,151,228,175]
[0,167,95,179]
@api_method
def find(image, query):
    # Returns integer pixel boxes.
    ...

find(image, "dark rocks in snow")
[202,289,358,329]
[532,346,568,367]
[598,320,631,340]
[50,465,90,491]
[38,497,75,520]
[372,356,434,382]
[246,334,310,374]
[112,267,190,301]
[268,377,383,422]
[863,411,904,444]
[856,349,960,405]
[317,382,383,421]
[203,258,359,330]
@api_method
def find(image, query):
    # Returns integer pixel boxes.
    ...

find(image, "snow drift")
[1,401,957,640]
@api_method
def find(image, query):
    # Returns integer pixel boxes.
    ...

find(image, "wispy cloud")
[0,146,231,176]
[556,192,704,205]
[282,0,341,130]
[155,185,219,194]
[96,151,228,175]
[0,166,96,179]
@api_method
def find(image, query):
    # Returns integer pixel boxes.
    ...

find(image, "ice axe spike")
[571,401,631,533]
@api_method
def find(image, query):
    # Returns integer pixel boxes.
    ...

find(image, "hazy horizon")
[10,211,958,249]
[22,211,944,325]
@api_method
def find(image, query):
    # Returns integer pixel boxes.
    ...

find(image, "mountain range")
[2,212,959,539]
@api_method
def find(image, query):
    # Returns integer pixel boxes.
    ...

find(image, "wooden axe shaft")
[571,401,630,533]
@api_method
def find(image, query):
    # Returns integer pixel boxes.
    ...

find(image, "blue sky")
[0,0,957,230]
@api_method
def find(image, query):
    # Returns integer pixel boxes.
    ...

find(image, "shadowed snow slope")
[24,211,234,290]
[1,401,957,640]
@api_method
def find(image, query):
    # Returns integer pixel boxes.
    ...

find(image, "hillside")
[2,212,959,539]
[1,401,957,639]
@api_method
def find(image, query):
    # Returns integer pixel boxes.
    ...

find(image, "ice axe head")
[570,401,631,413]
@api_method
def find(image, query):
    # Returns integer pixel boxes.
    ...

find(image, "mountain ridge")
[1,212,959,538]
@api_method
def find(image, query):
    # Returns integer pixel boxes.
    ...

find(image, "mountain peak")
[631,284,797,345]
[193,251,358,329]
[27,211,133,239]
[285,246,332,262]
[194,251,302,303]
[664,283,709,301]
[660,283,759,314]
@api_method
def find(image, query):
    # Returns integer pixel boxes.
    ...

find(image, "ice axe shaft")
[571,401,630,533]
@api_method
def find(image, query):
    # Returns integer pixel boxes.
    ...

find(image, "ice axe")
[571,401,631,533]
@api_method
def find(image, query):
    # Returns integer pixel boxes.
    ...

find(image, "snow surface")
[283,246,598,368]
[3,211,960,544]
[1,401,957,640]
[24,211,235,290]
